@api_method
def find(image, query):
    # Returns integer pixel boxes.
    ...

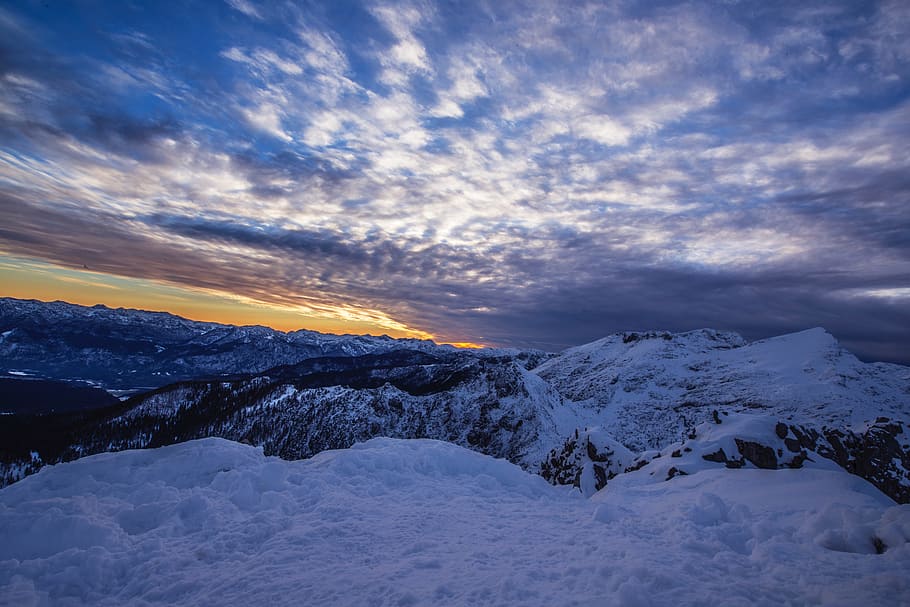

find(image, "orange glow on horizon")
[0,254,477,345]
[441,341,487,349]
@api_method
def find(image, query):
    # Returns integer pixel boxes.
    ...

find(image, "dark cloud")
[0,1,909,364]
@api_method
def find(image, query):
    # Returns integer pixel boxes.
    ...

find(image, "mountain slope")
[534,328,910,451]
[0,350,569,486]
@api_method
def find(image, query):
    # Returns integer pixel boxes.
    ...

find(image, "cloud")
[225,0,263,21]
[370,2,433,84]
[1,0,909,363]
[241,102,292,142]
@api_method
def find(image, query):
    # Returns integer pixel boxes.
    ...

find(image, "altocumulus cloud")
[0,0,908,362]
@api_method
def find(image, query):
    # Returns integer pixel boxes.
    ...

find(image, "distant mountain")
[1,298,908,503]
[0,297,486,392]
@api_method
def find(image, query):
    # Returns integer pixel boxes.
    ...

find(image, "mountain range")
[0,297,514,393]
[1,297,908,505]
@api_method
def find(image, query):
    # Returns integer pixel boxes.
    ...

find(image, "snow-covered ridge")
[534,326,910,450]
[2,437,909,606]
[530,327,910,501]
[2,300,908,504]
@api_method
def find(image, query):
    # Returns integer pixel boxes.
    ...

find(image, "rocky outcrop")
[687,416,910,503]
[734,439,777,469]
[795,419,910,504]
[539,429,634,495]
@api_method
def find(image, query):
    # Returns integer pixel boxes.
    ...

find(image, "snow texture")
[535,328,910,450]
[2,437,909,606]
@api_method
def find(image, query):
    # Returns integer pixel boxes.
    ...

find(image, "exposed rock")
[822,421,910,504]
[784,451,810,469]
[784,437,802,453]
[666,466,687,480]
[702,448,727,463]
[586,438,611,463]
[539,429,633,495]
[735,439,778,469]
[593,464,608,489]
[873,536,886,555]
[625,459,649,473]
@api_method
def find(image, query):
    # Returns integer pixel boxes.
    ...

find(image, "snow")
[2,438,908,606]
[533,327,910,450]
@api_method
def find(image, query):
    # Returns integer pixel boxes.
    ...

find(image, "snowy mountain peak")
[744,326,844,362]
[542,328,747,365]
[535,326,909,452]
[2,299,908,508]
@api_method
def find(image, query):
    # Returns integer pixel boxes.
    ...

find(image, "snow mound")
[3,438,910,606]
[306,437,554,498]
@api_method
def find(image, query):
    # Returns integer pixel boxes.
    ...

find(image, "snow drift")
[2,438,909,606]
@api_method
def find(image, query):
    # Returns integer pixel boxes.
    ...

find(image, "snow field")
[2,437,909,606]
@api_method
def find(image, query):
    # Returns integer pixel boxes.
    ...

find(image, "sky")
[0,1,908,363]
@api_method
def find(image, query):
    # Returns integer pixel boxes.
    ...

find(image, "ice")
[2,437,909,606]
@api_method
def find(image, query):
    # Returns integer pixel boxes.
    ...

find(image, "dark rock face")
[542,414,910,503]
[539,437,584,486]
[754,419,910,502]
[699,446,747,469]
[702,448,727,463]
[784,437,802,453]
[784,451,810,469]
[666,466,687,480]
[735,439,777,469]
[815,421,910,504]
